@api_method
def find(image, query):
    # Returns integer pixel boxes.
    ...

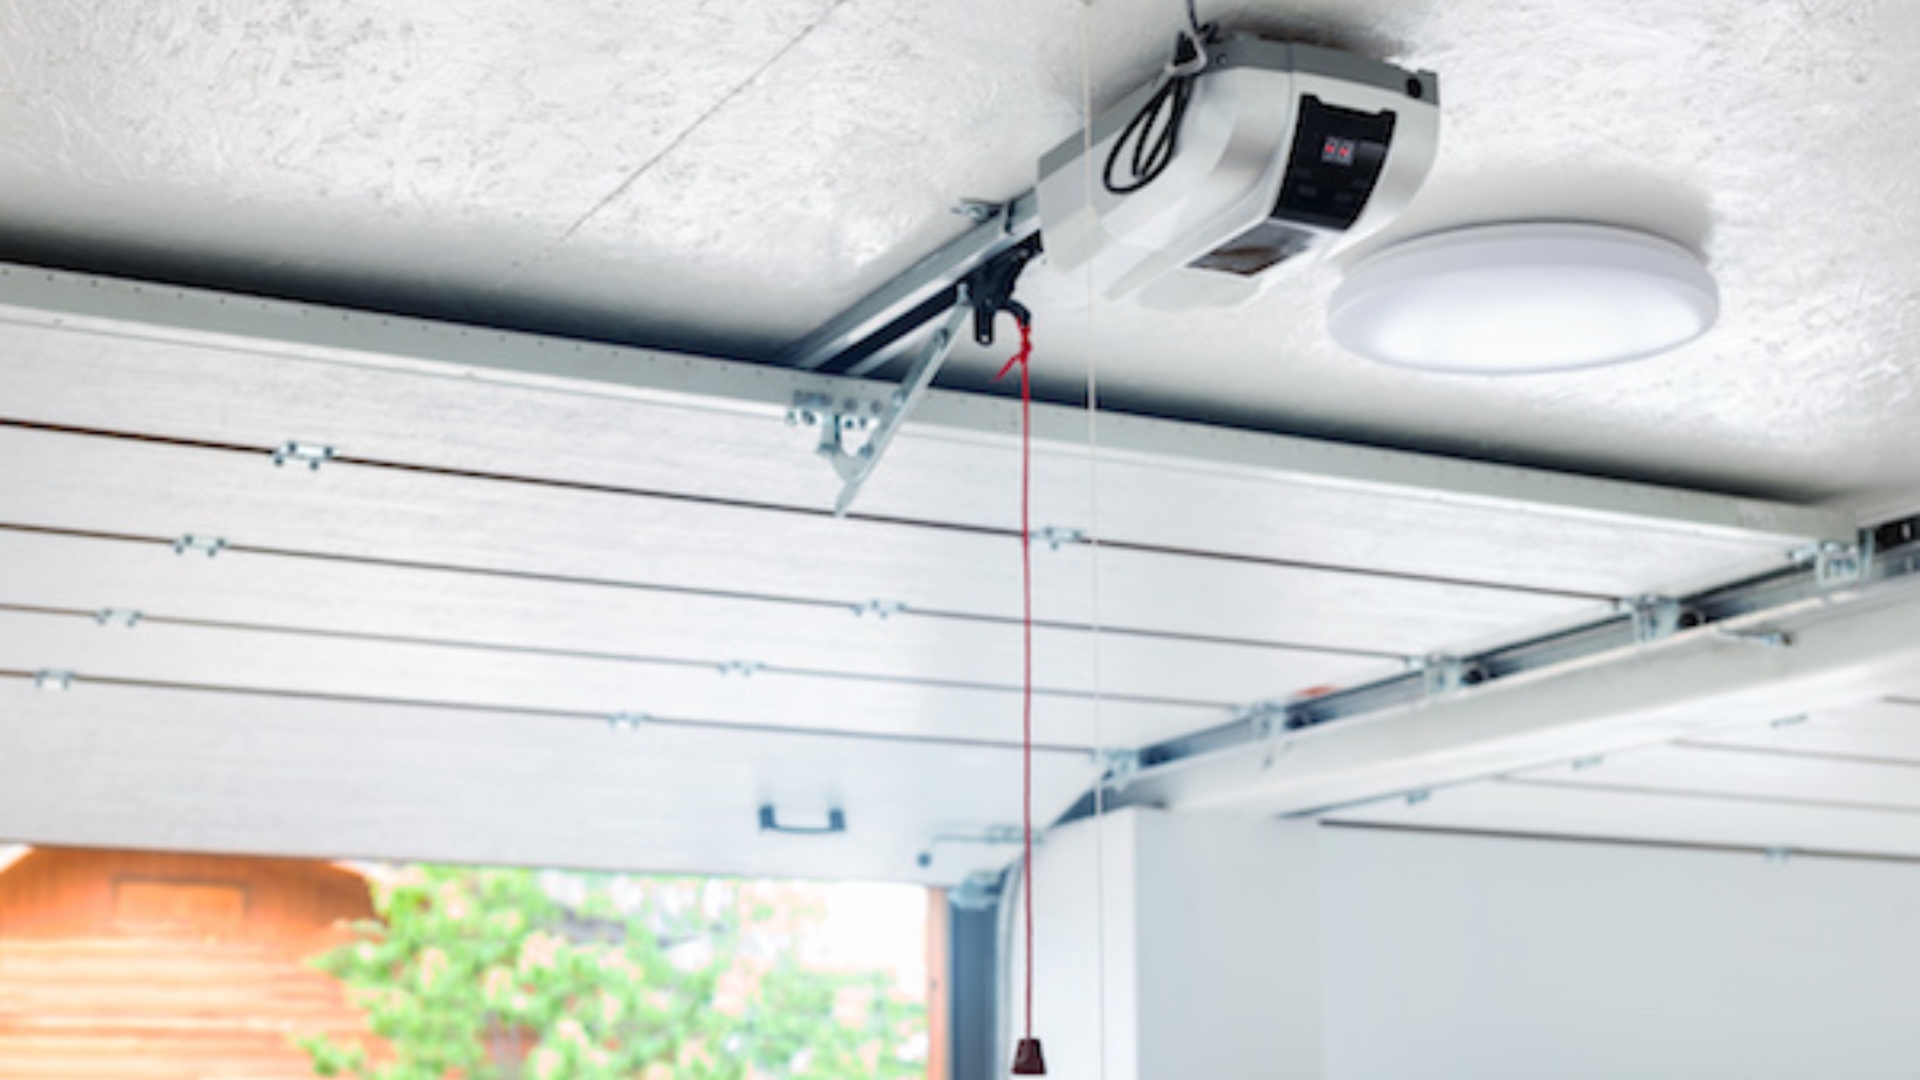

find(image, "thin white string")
[1078,4,1111,1080]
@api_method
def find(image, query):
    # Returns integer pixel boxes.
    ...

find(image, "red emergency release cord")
[995,320,1046,1075]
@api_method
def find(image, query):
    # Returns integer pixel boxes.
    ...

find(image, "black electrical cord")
[1101,73,1195,194]
[1101,24,1211,195]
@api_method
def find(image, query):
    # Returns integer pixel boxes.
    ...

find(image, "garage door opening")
[0,845,937,1080]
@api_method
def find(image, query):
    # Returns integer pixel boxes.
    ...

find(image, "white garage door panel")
[1691,700,1920,762]
[1518,743,1920,812]
[0,426,1591,654]
[0,608,1209,750]
[0,678,1089,884]
[0,329,1791,599]
[0,528,1384,707]
[1326,779,1920,859]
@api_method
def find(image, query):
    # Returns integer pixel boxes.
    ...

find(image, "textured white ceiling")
[4,0,1919,513]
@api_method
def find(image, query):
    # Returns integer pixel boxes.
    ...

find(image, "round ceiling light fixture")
[1327,222,1718,374]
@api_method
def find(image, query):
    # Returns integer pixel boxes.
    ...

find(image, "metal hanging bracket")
[1099,749,1143,792]
[33,670,75,691]
[951,198,1003,224]
[962,237,1037,349]
[950,870,1005,909]
[1410,654,1469,698]
[1234,700,1297,769]
[915,823,1026,868]
[807,237,1042,517]
[93,608,143,629]
[1233,699,1295,739]
[1619,594,1683,644]
[1794,534,1873,587]
[812,301,972,517]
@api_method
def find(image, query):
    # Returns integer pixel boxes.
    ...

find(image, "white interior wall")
[1319,826,1920,1080]
[1010,809,1324,1080]
[1008,810,1140,1080]
[1018,809,1920,1080]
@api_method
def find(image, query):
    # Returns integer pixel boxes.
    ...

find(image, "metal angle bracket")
[1793,533,1874,588]
[1235,700,1299,768]
[1099,749,1143,792]
[807,302,973,517]
[1232,699,1290,739]
[916,824,1026,868]
[1409,654,1469,698]
[795,232,1044,517]
[1618,594,1684,644]
[93,608,143,629]
[33,669,75,691]
[949,870,1004,910]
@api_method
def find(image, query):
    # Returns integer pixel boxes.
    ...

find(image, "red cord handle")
[994,318,1041,1064]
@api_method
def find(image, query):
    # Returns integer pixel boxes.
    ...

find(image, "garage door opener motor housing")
[1037,36,1440,307]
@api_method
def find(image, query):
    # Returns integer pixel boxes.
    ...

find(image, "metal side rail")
[1061,512,1920,823]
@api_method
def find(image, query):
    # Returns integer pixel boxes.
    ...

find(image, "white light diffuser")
[1328,222,1718,374]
